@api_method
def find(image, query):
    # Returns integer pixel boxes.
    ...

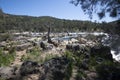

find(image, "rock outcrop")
[66,43,84,51]
[20,61,40,76]
[40,41,53,50]
[0,67,17,80]
[39,57,70,80]
[16,43,32,51]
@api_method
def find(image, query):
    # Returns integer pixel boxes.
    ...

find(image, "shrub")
[65,60,73,80]
[96,61,120,80]
[64,51,74,80]
[21,47,41,62]
[22,47,59,63]
[76,69,87,80]
[43,54,59,62]
[64,50,73,60]
[0,48,15,66]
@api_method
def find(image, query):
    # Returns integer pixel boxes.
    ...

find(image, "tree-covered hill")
[0,9,101,32]
[0,9,119,35]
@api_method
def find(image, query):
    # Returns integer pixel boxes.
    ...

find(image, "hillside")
[0,10,103,33]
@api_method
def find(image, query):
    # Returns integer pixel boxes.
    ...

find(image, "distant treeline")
[0,9,119,35]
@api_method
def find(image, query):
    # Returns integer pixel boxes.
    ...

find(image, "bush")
[65,60,73,80]
[64,50,73,60]
[21,47,41,62]
[96,61,120,80]
[64,51,74,80]
[76,69,87,80]
[0,48,15,66]
[43,54,59,62]
[22,47,59,63]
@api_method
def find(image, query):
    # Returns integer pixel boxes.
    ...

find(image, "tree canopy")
[70,0,120,19]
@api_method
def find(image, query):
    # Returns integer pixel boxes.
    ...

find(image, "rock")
[0,41,7,47]
[47,44,53,50]
[40,41,47,50]
[71,38,78,43]
[40,41,53,50]
[66,44,80,51]
[85,71,98,80]
[39,57,70,80]
[90,45,113,60]
[51,40,59,47]
[84,52,90,59]
[86,41,96,47]
[80,59,89,70]
[96,57,104,63]
[20,61,40,76]
[66,43,87,52]
[0,67,17,79]
[16,43,32,51]
[26,47,33,53]
[79,38,87,44]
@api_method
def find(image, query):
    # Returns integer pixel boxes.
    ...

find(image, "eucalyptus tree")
[70,0,120,19]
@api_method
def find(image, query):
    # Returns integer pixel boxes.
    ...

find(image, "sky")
[0,0,117,22]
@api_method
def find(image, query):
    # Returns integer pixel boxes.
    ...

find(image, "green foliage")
[21,47,41,62]
[43,54,59,62]
[0,10,104,33]
[88,57,98,71]
[64,51,74,80]
[71,0,120,19]
[0,48,15,67]
[76,69,87,80]
[0,10,119,35]
[96,61,120,80]
[63,46,120,80]
[0,78,6,80]
[21,46,59,63]
[64,50,73,60]
[21,55,26,62]
[65,59,73,80]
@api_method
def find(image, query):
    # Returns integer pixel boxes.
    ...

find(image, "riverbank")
[0,31,120,80]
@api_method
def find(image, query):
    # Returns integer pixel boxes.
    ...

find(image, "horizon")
[0,0,117,22]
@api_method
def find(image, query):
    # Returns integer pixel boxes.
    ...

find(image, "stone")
[66,43,87,53]
[16,43,31,51]
[80,59,89,70]
[0,67,17,79]
[40,41,47,50]
[40,41,53,50]
[66,44,80,51]
[39,57,70,80]
[20,61,40,76]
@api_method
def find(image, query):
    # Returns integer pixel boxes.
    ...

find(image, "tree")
[47,25,52,43]
[70,0,120,19]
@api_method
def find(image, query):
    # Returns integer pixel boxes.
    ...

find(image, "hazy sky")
[0,0,117,22]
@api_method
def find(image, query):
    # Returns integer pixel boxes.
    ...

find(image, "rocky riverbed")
[0,31,120,80]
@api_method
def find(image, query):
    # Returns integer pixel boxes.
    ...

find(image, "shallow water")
[111,50,120,61]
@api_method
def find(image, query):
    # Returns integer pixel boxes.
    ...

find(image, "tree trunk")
[48,26,52,43]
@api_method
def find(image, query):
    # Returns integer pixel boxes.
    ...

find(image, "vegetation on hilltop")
[0,9,101,33]
[0,9,119,35]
